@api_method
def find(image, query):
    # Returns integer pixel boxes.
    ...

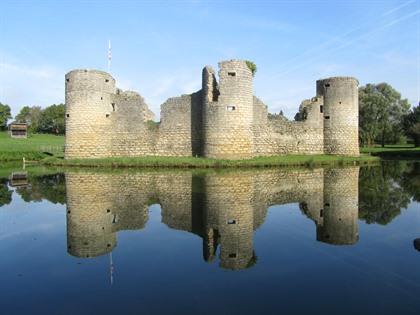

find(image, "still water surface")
[0,162,419,315]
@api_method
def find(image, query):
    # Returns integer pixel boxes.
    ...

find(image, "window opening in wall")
[226,105,236,111]
[66,78,69,82]
[325,116,330,119]
[320,105,323,113]
[66,114,70,118]
[227,219,236,225]
[229,253,237,258]
[101,97,103,100]
[324,203,330,207]
[112,103,115,111]
[105,79,109,83]
[320,209,324,217]
[228,72,236,77]
[106,114,110,118]
[324,83,330,87]
[339,101,342,104]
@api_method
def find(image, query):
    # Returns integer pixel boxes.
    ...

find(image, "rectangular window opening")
[228,72,236,77]
[320,209,323,217]
[66,78,69,82]
[229,253,237,258]
[325,116,330,120]
[112,103,115,112]
[226,106,236,111]
[106,114,110,118]
[227,219,236,225]
[66,114,70,118]
[324,83,330,88]
[105,79,109,83]
[320,105,323,113]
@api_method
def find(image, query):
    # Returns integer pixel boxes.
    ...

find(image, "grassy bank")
[0,132,64,161]
[361,145,420,159]
[43,154,379,169]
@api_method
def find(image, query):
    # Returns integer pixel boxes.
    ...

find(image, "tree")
[38,104,65,135]
[245,60,257,76]
[359,83,410,147]
[0,102,12,131]
[403,104,420,147]
[15,106,43,133]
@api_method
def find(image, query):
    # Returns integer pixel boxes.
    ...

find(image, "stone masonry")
[65,60,359,159]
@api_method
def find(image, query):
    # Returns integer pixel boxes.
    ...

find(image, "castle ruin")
[65,60,359,159]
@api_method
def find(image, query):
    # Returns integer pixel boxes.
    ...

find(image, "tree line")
[0,81,419,144]
[359,83,419,147]
[0,103,65,135]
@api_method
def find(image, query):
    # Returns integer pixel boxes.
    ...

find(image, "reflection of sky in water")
[0,163,419,315]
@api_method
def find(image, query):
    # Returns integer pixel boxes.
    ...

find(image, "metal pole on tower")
[108,40,112,73]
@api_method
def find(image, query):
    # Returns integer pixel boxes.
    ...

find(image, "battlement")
[64,60,359,159]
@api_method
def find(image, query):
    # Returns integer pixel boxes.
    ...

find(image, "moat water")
[0,161,419,315]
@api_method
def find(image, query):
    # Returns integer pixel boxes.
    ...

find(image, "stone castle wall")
[65,60,359,159]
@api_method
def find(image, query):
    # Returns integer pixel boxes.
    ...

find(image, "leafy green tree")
[15,106,43,133]
[38,104,65,135]
[403,104,420,147]
[359,83,410,147]
[0,102,12,131]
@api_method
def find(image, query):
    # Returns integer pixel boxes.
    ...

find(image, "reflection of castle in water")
[66,167,359,269]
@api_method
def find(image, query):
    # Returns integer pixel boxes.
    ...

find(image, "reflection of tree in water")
[0,177,12,207]
[359,162,411,225]
[16,174,66,205]
[399,162,420,202]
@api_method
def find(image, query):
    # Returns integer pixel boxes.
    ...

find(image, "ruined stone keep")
[65,60,359,159]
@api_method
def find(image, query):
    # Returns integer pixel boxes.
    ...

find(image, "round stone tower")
[316,77,359,156]
[65,69,116,159]
[203,60,254,159]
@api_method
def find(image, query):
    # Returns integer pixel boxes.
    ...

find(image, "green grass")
[0,131,64,161]
[43,154,379,169]
[361,144,420,159]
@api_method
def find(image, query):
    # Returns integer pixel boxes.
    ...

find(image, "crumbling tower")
[202,60,254,159]
[317,77,359,156]
[65,69,116,159]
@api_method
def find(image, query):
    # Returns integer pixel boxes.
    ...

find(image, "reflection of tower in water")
[66,173,117,258]
[64,167,361,271]
[203,173,255,270]
[317,167,359,245]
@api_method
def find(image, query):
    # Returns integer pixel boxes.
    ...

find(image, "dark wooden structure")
[9,122,28,138]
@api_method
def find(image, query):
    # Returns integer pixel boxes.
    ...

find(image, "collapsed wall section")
[253,96,324,155]
[156,91,202,156]
[110,90,157,156]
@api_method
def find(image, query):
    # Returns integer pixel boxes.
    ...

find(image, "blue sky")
[0,0,419,119]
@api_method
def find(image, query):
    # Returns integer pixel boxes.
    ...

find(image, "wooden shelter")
[9,122,28,138]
